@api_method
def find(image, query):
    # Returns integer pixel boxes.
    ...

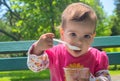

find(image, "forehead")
[64,21,95,34]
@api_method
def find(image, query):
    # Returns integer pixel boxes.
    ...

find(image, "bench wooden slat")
[0,36,120,54]
[92,36,120,48]
[107,52,120,65]
[0,52,119,71]
[0,36,120,71]
[0,40,35,54]
[0,57,28,71]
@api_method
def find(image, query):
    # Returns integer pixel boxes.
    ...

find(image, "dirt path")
[111,75,120,81]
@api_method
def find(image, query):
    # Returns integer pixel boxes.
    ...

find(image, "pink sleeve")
[95,51,109,72]
[94,51,111,81]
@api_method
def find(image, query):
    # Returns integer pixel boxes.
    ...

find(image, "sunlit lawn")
[110,70,120,75]
[0,67,120,81]
[0,69,50,81]
[109,65,120,75]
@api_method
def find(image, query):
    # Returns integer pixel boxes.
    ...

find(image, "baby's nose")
[76,39,82,45]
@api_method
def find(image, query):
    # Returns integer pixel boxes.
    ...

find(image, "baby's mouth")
[72,49,82,54]
[72,50,83,57]
[67,44,81,50]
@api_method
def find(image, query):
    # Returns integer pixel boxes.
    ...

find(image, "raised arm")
[27,33,55,72]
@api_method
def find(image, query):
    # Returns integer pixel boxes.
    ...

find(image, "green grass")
[0,69,50,81]
[110,70,120,75]
[109,65,120,76]
[0,69,120,81]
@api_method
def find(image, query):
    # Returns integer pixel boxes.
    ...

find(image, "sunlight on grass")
[0,77,11,81]
[110,70,120,75]
[0,69,120,81]
[0,69,50,81]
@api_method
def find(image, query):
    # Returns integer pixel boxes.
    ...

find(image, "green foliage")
[0,20,13,41]
[110,0,120,35]
[104,47,120,52]
[0,0,112,41]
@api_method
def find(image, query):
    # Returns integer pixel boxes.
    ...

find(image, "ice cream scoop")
[53,38,81,50]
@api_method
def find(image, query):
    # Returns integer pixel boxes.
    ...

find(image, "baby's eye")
[70,33,76,37]
[84,35,91,39]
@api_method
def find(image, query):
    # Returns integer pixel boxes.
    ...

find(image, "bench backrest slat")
[0,36,120,71]
[0,53,120,71]
[92,36,120,48]
[0,40,35,54]
[107,52,120,65]
[0,36,120,54]
[0,57,28,71]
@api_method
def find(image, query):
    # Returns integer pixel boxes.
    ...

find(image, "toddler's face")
[60,21,95,57]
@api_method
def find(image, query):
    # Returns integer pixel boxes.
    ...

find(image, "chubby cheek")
[61,34,71,42]
[82,42,91,50]
[82,45,89,53]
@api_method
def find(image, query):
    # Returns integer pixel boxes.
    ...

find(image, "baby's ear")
[91,33,96,43]
[60,27,64,39]
[93,32,96,37]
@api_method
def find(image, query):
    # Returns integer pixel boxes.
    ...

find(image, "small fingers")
[40,33,55,40]
[46,33,55,38]
[37,33,55,50]
[43,33,55,43]
[47,38,54,47]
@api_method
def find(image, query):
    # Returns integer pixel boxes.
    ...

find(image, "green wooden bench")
[0,36,120,71]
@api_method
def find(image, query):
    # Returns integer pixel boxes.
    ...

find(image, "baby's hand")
[33,33,55,55]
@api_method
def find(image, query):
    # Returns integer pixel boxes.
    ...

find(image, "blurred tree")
[0,0,20,41]
[111,0,120,35]
[0,0,112,41]
[0,19,18,41]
